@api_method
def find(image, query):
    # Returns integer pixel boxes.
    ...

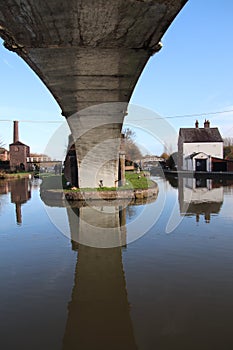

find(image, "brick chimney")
[13,120,19,143]
[195,120,199,128]
[204,119,210,128]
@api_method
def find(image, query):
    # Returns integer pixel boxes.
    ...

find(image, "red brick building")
[9,121,30,171]
[0,147,9,161]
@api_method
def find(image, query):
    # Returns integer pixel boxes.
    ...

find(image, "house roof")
[212,156,233,163]
[179,127,223,143]
[181,202,223,215]
[185,152,209,160]
[9,141,29,147]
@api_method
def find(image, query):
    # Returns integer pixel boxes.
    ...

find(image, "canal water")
[0,176,233,350]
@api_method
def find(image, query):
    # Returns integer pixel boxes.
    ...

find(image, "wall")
[183,142,223,158]
[10,144,30,171]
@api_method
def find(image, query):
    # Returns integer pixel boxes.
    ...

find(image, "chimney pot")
[204,119,210,128]
[195,120,199,128]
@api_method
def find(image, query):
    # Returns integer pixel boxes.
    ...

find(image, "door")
[195,159,207,171]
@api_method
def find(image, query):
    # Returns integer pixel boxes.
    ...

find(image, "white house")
[178,120,223,171]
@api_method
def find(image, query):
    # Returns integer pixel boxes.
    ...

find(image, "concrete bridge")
[0,0,187,188]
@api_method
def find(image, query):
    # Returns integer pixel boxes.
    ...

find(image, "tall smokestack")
[13,120,19,143]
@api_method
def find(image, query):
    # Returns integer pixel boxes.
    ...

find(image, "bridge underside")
[0,0,187,188]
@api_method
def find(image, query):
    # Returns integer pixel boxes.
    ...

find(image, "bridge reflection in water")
[41,194,146,349]
[63,203,137,349]
[63,245,137,349]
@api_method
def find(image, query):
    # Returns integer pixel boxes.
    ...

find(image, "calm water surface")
[0,176,233,350]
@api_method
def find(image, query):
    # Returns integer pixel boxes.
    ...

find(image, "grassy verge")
[125,172,155,190]
[0,171,32,179]
[40,171,155,192]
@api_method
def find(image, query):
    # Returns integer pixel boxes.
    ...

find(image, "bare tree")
[122,128,142,161]
[223,137,233,146]
[223,137,233,158]
[163,141,174,156]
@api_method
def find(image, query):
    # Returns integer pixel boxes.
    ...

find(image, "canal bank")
[40,171,159,202]
[163,169,233,178]
[0,172,32,180]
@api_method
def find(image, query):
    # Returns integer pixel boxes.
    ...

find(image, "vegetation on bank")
[124,171,155,189]
[224,138,233,159]
[123,128,142,161]
[0,171,32,179]
[40,171,156,192]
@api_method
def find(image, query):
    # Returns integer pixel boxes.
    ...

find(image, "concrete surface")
[0,1,188,187]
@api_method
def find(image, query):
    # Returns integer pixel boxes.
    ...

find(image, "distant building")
[27,153,51,163]
[178,120,223,171]
[9,121,30,171]
[0,147,9,161]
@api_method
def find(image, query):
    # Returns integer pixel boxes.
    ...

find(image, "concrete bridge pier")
[0,0,188,189]
[67,103,127,189]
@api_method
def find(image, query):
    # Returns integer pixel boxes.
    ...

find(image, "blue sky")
[1,0,233,157]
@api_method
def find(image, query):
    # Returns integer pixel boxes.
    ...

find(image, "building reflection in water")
[178,177,223,223]
[0,178,32,224]
[62,203,137,350]
[0,182,8,195]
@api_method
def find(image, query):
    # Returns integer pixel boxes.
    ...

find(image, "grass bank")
[40,171,156,192]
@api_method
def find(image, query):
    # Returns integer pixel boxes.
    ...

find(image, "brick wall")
[10,143,30,171]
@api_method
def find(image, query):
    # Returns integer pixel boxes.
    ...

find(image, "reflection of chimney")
[204,119,210,128]
[195,120,199,128]
[205,213,210,223]
[15,203,22,225]
[13,120,19,143]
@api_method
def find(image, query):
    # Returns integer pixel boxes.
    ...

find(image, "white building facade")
[178,120,223,171]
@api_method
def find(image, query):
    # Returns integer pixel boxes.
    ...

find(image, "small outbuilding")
[184,151,212,172]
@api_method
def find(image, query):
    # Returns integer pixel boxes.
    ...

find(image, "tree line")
[223,137,233,159]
